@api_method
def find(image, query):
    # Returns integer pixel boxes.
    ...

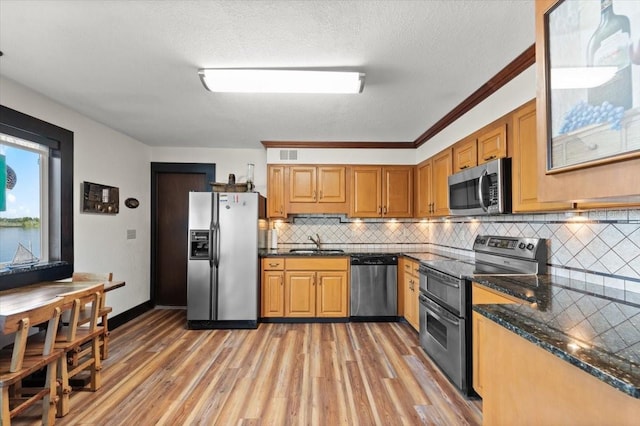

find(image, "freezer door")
[188,192,213,230]
[217,192,259,321]
[187,192,214,321]
[187,258,211,320]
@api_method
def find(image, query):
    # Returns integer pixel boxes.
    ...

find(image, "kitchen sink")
[288,249,345,254]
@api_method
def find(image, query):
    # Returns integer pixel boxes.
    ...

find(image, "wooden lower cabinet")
[316,271,349,317]
[480,312,640,425]
[471,282,521,397]
[262,270,284,317]
[261,257,349,318]
[400,257,420,331]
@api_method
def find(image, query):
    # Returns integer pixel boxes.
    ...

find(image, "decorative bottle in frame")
[586,0,632,111]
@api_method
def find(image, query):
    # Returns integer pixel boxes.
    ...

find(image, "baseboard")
[109,300,154,330]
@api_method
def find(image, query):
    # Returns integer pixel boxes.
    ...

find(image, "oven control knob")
[526,243,535,251]
[519,242,526,250]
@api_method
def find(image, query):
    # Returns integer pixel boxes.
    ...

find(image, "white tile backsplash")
[273,209,640,296]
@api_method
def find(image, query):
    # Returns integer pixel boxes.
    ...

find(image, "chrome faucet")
[308,234,321,250]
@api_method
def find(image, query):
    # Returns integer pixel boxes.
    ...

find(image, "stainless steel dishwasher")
[350,254,398,319]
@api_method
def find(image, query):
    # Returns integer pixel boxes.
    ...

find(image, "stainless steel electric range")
[418,235,547,395]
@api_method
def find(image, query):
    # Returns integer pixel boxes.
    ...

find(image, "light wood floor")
[14,309,482,425]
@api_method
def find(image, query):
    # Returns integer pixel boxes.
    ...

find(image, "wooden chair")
[71,272,113,360]
[0,299,64,425]
[49,291,103,417]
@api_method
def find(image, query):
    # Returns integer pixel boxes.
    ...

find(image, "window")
[0,105,74,290]
[1,135,49,267]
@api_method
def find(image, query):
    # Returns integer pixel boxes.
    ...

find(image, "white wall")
[265,147,415,165]
[1,77,151,316]
[151,147,268,195]
[415,66,537,161]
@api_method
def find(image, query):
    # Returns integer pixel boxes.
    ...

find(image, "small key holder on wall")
[82,181,119,214]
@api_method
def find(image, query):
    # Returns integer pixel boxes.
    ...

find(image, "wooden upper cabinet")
[317,167,346,203]
[453,137,478,172]
[289,166,316,203]
[415,159,433,217]
[350,166,381,217]
[382,166,413,217]
[478,123,507,164]
[432,148,453,217]
[267,165,286,218]
[282,165,349,215]
[511,100,572,213]
[350,165,412,218]
[535,0,640,203]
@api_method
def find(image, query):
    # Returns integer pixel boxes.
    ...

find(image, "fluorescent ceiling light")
[551,66,617,89]
[198,69,365,93]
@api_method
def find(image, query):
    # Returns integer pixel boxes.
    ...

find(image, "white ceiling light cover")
[198,69,365,94]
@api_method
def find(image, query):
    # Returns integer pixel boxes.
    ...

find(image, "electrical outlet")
[127,229,136,240]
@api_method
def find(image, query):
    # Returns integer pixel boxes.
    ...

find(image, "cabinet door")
[472,312,486,397]
[350,166,382,217]
[453,137,478,172]
[316,271,348,317]
[432,148,452,217]
[289,166,317,203]
[404,273,418,331]
[511,101,572,212]
[317,166,346,203]
[382,166,413,218]
[478,123,507,164]
[262,271,284,317]
[267,166,286,218]
[415,159,433,217]
[285,272,316,317]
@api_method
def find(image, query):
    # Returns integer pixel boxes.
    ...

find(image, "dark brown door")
[151,163,215,306]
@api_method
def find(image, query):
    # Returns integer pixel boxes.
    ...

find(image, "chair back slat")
[71,272,113,282]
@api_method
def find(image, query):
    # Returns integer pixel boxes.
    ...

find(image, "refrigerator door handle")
[214,223,221,267]
[209,226,216,268]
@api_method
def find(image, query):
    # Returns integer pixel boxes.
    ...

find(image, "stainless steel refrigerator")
[187,192,266,329]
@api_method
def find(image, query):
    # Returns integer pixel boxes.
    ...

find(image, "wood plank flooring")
[14,309,482,425]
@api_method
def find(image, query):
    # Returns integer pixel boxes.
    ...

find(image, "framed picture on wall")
[542,0,640,173]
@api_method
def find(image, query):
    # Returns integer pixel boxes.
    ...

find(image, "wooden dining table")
[0,280,123,335]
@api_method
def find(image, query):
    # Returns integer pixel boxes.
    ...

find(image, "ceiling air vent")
[279,149,298,160]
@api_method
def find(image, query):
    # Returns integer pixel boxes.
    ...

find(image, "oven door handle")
[427,272,459,288]
[420,295,460,326]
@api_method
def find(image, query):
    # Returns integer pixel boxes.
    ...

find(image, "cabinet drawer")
[403,258,419,277]
[285,257,349,271]
[262,258,285,270]
[472,282,523,304]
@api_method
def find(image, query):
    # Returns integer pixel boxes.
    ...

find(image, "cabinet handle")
[269,263,279,267]
[280,278,283,286]
[383,206,387,214]
[378,206,382,214]
[313,190,317,201]
[460,165,469,170]
[484,155,496,161]
[280,205,283,214]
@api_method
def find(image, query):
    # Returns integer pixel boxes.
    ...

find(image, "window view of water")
[0,226,41,265]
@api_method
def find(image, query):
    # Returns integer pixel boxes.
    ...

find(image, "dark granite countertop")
[472,274,640,399]
[260,248,469,262]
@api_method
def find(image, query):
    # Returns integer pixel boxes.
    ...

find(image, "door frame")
[150,162,215,305]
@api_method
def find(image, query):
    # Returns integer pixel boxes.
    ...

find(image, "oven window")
[427,313,447,348]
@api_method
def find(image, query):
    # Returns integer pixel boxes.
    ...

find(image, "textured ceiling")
[0,0,535,149]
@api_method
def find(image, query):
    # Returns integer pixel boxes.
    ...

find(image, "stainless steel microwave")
[447,158,511,216]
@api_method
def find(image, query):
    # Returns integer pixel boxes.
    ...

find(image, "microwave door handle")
[477,169,489,213]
